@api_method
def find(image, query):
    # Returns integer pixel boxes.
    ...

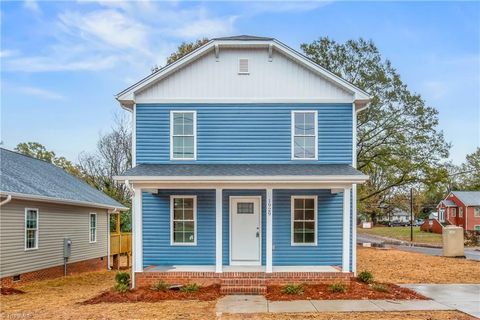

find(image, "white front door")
[230,197,261,265]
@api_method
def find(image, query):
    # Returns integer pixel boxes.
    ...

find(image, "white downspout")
[0,195,12,207]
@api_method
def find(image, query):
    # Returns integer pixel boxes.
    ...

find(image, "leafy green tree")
[301,38,450,219]
[15,142,82,177]
[459,148,480,190]
[166,38,209,64]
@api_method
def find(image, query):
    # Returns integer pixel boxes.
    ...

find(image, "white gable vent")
[238,58,249,74]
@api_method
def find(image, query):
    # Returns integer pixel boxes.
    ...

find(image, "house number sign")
[267,198,272,216]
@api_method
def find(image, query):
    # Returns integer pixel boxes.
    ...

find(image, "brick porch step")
[220,277,267,295]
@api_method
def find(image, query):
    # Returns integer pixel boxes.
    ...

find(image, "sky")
[1,0,479,165]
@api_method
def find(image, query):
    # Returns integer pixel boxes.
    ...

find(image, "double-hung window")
[171,196,197,245]
[170,111,196,160]
[475,207,480,217]
[291,196,317,245]
[452,208,457,217]
[25,208,38,250]
[89,213,97,243]
[292,111,317,160]
[459,207,464,218]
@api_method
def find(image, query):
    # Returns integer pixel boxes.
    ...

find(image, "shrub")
[282,284,304,295]
[357,271,374,284]
[329,283,347,293]
[151,280,169,292]
[115,272,130,286]
[180,283,201,293]
[371,283,388,292]
[114,283,130,293]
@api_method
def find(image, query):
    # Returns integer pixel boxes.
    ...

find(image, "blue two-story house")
[114,35,370,293]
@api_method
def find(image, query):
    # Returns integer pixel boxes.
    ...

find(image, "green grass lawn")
[358,226,443,244]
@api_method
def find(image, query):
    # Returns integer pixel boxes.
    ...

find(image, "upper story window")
[292,111,317,160]
[475,207,480,217]
[170,111,196,160]
[452,208,457,217]
[25,208,38,250]
[459,207,464,218]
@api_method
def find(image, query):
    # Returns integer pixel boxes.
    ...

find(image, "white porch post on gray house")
[132,186,143,288]
[342,187,351,273]
[266,188,273,273]
[215,188,223,273]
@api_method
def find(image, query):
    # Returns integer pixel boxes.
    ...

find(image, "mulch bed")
[266,281,427,301]
[1,287,26,295]
[82,284,222,304]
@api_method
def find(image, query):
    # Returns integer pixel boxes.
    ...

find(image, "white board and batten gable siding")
[136,48,353,103]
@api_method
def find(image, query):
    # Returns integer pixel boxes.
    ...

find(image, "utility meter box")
[442,226,464,257]
[63,238,72,258]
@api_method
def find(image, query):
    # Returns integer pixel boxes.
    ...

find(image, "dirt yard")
[358,247,480,283]
[1,247,479,320]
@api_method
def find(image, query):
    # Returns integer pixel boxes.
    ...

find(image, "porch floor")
[144,265,340,273]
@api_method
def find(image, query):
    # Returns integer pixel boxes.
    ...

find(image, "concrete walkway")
[215,295,454,314]
[402,284,480,318]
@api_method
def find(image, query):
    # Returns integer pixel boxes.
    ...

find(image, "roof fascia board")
[0,191,128,211]
[116,38,371,105]
[113,174,369,183]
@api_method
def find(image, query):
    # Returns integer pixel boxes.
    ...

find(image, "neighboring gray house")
[0,148,126,285]
[379,207,410,224]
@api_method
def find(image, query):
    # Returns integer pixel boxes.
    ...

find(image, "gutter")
[0,195,12,207]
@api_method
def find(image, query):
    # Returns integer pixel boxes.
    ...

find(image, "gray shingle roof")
[451,191,480,206]
[0,148,126,209]
[213,35,274,41]
[119,164,366,177]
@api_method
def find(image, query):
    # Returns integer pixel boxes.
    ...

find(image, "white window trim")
[474,207,480,217]
[170,111,197,161]
[170,195,197,246]
[24,208,39,251]
[459,207,464,218]
[474,225,480,231]
[452,207,457,217]
[291,195,318,246]
[89,212,97,243]
[291,110,318,160]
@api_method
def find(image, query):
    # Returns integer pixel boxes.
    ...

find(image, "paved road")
[402,284,480,318]
[357,233,480,261]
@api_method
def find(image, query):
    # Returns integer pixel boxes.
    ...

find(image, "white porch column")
[266,188,273,273]
[342,187,351,273]
[352,184,357,275]
[132,187,143,288]
[215,188,223,273]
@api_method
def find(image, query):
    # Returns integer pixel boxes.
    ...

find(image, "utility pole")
[410,188,414,243]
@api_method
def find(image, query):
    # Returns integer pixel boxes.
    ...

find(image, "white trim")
[266,188,273,273]
[474,225,480,231]
[352,103,357,275]
[89,212,97,243]
[215,188,223,273]
[0,191,126,211]
[107,211,111,270]
[135,98,357,104]
[130,182,356,191]
[459,207,464,218]
[342,188,351,273]
[24,208,39,251]
[474,207,480,217]
[132,103,136,167]
[290,195,318,246]
[229,196,262,266]
[169,111,197,161]
[133,187,143,278]
[170,195,197,246]
[115,39,371,105]
[115,175,369,183]
[291,110,318,160]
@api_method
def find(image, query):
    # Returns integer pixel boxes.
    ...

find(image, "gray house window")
[25,208,38,250]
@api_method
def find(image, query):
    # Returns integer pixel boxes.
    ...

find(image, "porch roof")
[115,164,368,184]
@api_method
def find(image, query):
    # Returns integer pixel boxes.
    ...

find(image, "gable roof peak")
[213,35,274,41]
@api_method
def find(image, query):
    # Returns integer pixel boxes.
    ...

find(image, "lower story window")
[171,196,197,245]
[475,225,480,231]
[89,213,97,243]
[291,196,317,245]
[25,208,38,250]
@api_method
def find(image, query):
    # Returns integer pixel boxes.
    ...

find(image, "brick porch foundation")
[135,270,353,294]
[0,256,108,287]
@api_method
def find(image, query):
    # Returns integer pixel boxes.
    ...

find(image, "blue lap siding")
[141,189,349,267]
[272,190,344,266]
[142,190,216,267]
[136,103,352,164]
